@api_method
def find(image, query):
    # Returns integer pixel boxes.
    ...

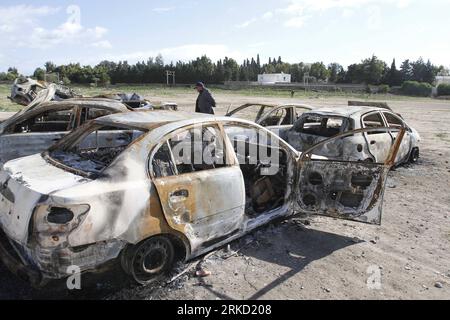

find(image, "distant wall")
[222,81,368,92]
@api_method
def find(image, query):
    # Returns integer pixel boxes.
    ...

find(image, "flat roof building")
[257,73,291,84]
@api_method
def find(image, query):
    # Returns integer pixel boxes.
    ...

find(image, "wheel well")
[165,233,190,262]
[127,232,190,262]
[409,147,420,161]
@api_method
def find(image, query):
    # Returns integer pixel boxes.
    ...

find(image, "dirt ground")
[0,90,449,300]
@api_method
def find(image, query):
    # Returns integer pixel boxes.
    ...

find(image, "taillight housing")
[31,204,90,247]
[47,207,75,224]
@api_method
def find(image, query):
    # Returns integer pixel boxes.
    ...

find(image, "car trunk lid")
[0,154,89,244]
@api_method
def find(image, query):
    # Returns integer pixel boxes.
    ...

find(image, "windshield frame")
[43,121,148,179]
[293,113,354,138]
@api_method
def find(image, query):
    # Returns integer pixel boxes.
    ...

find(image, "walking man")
[195,82,216,114]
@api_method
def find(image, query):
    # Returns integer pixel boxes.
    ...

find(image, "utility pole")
[166,71,176,86]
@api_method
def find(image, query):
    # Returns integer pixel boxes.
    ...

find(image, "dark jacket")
[195,88,216,114]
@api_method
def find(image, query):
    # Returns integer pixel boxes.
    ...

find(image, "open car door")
[296,127,405,225]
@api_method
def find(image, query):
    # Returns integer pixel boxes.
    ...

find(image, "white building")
[436,75,450,86]
[257,73,291,84]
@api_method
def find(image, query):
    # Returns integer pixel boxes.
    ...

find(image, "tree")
[3,67,20,81]
[45,61,57,73]
[360,55,387,85]
[437,65,450,76]
[400,59,413,82]
[384,59,402,86]
[155,54,164,66]
[345,63,362,83]
[27,54,439,87]
[7,67,18,75]
[410,58,437,84]
[327,63,345,83]
[33,68,46,81]
[309,62,330,81]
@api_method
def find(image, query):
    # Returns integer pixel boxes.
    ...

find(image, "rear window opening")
[13,109,73,133]
[47,125,146,177]
[294,115,350,138]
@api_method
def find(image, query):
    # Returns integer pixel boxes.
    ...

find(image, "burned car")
[0,98,133,165]
[93,93,178,111]
[0,111,404,285]
[277,106,420,165]
[226,103,313,128]
[8,78,79,106]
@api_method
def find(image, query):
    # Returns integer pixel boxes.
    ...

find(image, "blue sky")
[1,0,449,74]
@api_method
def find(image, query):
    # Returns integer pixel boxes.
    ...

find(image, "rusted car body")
[0,98,133,165]
[0,111,404,285]
[226,103,313,127]
[8,78,79,106]
[275,106,420,165]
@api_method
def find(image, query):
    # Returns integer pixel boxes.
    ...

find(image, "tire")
[121,236,174,285]
[409,148,420,164]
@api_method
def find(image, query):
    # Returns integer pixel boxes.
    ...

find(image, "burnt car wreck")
[93,93,178,111]
[8,78,80,106]
[0,98,135,165]
[0,110,404,286]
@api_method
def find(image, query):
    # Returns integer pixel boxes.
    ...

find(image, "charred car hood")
[0,154,89,244]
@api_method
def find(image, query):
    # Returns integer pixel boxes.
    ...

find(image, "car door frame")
[380,111,411,164]
[225,104,276,123]
[296,127,405,225]
[149,121,247,250]
[361,111,394,162]
[258,104,314,127]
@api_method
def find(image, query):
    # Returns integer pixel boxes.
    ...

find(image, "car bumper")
[0,226,125,285]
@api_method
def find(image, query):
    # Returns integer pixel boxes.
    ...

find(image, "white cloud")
[283,0,412,11]
[284,16,309,28]
[277,0,413,28]
[92,40,113,49]
[248,42,268,48]
[342,8,355,18]
[0,4,111,50]
[236,18,257,29]
[0,5,60,33]
[366,5,382,30]
[152,7,176,13]
[262,11,274,20]
[236,11,274,29]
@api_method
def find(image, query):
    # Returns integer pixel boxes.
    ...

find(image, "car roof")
[303,106,390,118]
[94,110,244,130]
[0,98,132,131]
[38,98,132,112]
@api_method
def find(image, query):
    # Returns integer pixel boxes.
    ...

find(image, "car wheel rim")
[130,238,173,284]
[142,247,166,274]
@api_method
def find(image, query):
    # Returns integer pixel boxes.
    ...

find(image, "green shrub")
[437,83,450,96]
[378,84,390,94]
[62,77,71,85]
[401,81,432,97]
